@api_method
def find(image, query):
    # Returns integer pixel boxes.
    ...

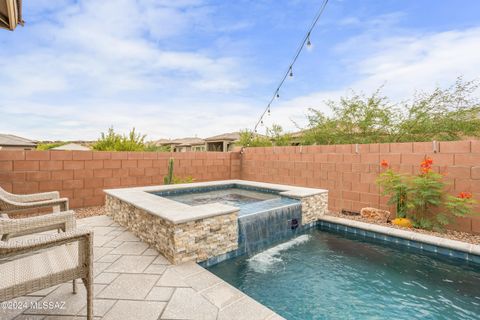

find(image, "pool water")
[208,227,480,320]
[163,188,300,216]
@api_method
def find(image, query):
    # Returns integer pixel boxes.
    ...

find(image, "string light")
[248,0,329,145]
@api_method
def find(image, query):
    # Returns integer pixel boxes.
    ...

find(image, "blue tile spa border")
[317,220,480,265]
[151,183,284,197]
[200,218,480,267]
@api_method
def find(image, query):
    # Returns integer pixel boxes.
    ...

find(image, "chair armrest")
[6,191,60,203]
[0,228,93,258]
[3,197,69,214]
[0,210,76,238]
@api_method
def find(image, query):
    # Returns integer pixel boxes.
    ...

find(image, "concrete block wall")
[241,140,480,233]
[1,140,479,233]
[0,150,236,208]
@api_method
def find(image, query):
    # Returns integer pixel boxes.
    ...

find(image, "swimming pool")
[207,226,480,320]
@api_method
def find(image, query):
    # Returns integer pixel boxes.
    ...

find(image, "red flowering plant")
[376,159,409,218]
[377,157,478,230]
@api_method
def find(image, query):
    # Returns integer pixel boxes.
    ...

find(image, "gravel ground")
[75,206,107,219]
[72,205,480,245]
[326,211,480,245]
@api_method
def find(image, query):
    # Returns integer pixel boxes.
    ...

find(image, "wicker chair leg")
[72,279,77,294]
[84,277,93,320]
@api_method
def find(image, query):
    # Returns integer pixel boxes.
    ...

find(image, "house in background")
[172,138,205,152]
[0,0,23,31]
[205,132,240,152]
[289,130,305,146]
[0,133,37,150]
[154,138,206,152]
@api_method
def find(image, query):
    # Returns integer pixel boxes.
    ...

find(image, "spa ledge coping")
[105,180,327,224]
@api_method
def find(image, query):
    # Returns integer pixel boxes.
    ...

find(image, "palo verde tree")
[302,78,480,145]
[92,127,147,151]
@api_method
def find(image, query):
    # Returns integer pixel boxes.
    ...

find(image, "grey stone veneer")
[301,192,329,225]
[104,180,328,264]
[106,195,238,264]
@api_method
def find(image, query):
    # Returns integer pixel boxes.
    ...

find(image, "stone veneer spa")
[105,180,328,264]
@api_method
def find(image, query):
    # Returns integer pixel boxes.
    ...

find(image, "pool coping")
[104,180,327,224]
[319,215,480,256]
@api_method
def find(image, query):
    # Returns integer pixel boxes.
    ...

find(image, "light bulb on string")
[247,0,329,147]
[306,32,312,47]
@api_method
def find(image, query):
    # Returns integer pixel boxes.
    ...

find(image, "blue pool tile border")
[152,183,285,197]
[318,220,480,265]
[201,218,480,267]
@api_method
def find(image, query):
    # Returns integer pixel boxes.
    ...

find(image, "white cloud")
[262,27,480,133]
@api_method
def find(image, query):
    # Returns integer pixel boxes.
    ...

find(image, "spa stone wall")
[301,192,329,225]
[106,195,238,264]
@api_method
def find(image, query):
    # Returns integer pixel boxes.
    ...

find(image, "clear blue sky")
[1,0,479,140]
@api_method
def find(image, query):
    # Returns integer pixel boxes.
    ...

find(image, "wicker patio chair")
[0,215,94,319]
[0,186,69,217]
[0,210,76,241]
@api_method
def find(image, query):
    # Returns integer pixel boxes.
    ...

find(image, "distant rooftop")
[155,137,205,147]
[0,133,36,147]
[205,132,240,142]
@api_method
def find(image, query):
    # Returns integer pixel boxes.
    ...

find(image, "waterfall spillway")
[238,203,302,255]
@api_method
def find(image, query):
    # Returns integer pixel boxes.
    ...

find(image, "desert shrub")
[267,124,292,146]
[377,157,478,230]
[303,78,480,145]
[237,130,272,147]
[144,144,172,152]
[92,127,146,151]
[36,142,67,150]
[237,124,293,147]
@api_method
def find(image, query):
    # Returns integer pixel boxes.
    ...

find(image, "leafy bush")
[303,78,480,145]
[237,130,272,147]
[172,176,195,184]
[376,160,409,218]
[92,127,146,151]
[144,144,172,152]
[237,124,293,147]
[267,124,292,146]
[377,157,478,230]
[36,142,67,150]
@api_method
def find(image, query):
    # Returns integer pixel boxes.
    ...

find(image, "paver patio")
[1,215,283,320]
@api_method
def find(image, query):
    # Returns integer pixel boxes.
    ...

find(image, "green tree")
[267,124,292,146]
[303,78,480,145]
[237,130,272,147]
[36,142,67,150]
[92,127,147,151]
[395,79,480,142]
